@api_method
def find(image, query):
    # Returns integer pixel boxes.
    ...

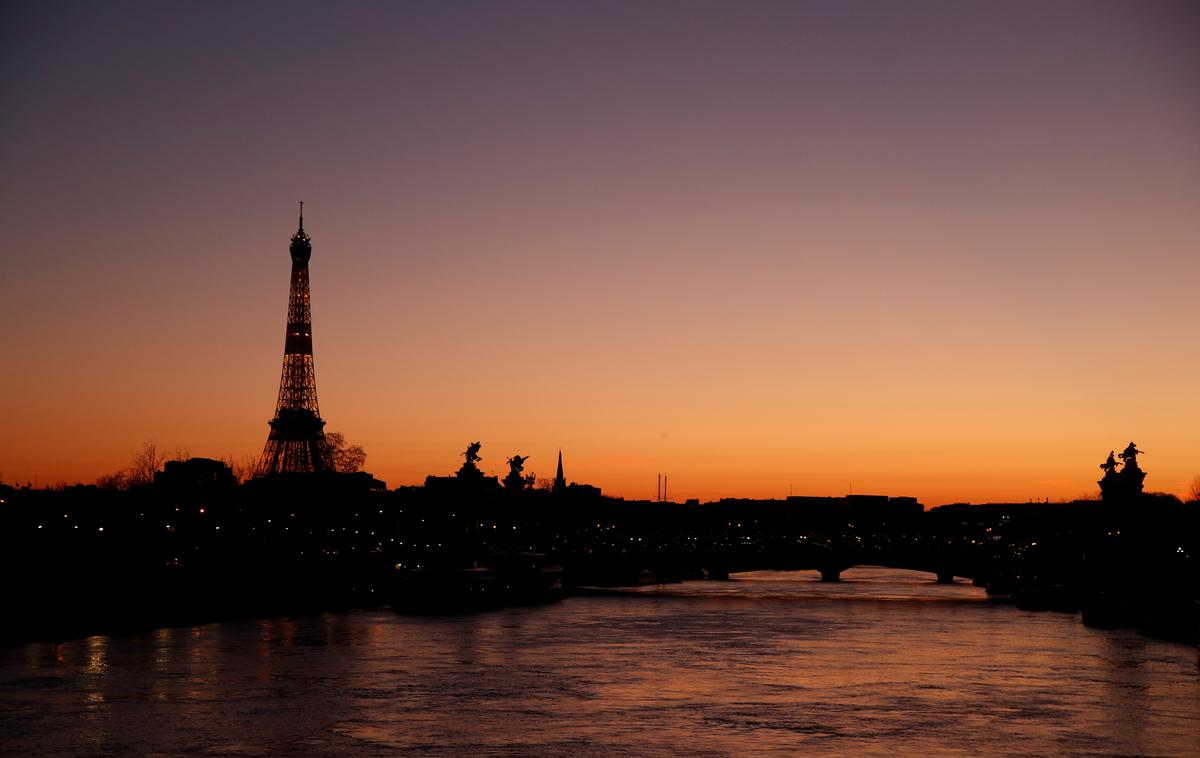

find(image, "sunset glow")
[2,2,1198,504]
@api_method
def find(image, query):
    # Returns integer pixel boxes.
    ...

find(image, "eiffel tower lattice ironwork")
[255,203,335,476]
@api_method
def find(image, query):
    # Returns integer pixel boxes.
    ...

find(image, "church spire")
[553,449,566,495]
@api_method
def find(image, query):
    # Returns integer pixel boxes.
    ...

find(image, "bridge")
[566,543,982,585]
[386,490,1059,592]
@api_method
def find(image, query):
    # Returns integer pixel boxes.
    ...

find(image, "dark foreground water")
[2,568,1198,757]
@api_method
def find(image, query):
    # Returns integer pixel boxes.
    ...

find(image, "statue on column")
[456,441,484,479]
[1098,450,1120,497]
[1098,442,1146,501]
[1117,441,1146,495]
[504,454,530,491]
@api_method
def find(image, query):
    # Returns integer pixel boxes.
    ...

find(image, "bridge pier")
[935,571,955,584]
[820,568,841,583]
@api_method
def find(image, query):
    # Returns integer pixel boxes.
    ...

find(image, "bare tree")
[95,441,164,489]
[1189,475,1200,504]
[326,431,367,473]
[127,441,167,488]
[96,470,129,491]
[228,454,259,483]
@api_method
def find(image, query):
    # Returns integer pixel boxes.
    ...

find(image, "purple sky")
[2,1,1198,503]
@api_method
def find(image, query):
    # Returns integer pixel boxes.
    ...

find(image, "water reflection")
[1,569,1198,757]
[83,635,107,676]
[153,626,173,673]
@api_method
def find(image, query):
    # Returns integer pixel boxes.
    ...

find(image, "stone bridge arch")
[634,543,974,586]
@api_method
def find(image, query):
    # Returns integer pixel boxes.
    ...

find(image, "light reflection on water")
[1,568,1197,757]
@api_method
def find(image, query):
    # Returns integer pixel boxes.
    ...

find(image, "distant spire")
[553,449,566,494]
[298,201,304,232]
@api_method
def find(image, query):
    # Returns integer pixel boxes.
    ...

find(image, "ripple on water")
[1,568,1197,757]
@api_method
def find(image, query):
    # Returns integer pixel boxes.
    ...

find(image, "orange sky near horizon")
[1,2,1198,505]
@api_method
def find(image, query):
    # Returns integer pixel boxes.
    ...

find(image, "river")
[1,568,1197,756]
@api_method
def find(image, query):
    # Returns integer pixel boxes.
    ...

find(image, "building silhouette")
[255,205,335,475]
[155,457,237,492]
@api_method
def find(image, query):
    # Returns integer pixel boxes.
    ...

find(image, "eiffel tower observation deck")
[255,204,335,476]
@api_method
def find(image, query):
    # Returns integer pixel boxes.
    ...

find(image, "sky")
[1,1,1198,505]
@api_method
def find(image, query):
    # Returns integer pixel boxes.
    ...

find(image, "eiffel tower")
[255,204,335,476]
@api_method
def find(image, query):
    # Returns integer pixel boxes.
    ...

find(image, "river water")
[1,568,1197,757]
